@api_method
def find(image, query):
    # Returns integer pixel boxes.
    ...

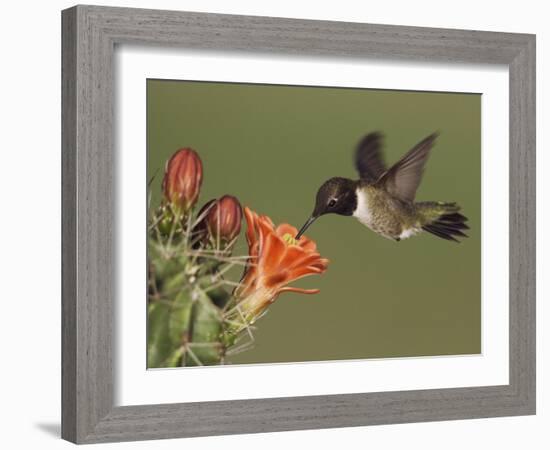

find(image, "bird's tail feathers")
[418,202,469,243]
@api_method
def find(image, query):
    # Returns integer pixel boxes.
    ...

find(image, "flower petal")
[287,265,324,282]
[262,271,290,289]
[298,236,317,252]
[259,214,275,228]
[257,216,275,251]
[310,258,330,271]
[278,245,308,268]
[287,252,323,270]
[244,207,258,250]
[278,287,320,295]
[275,223,299,238]
[260,233,287,274]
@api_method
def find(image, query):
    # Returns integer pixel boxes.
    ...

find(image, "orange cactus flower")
[233,207,329,321]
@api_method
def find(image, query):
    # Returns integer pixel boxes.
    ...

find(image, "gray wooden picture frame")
[61,4,536,444]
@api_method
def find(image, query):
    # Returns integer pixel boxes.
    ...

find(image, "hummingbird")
[296,132,469,242]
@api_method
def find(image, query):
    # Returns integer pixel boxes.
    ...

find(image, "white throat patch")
[352,189,372,226]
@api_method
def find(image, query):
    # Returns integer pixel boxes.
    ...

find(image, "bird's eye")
[328,199,337,208]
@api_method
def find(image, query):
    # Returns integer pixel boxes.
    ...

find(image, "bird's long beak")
[295,216,318,240]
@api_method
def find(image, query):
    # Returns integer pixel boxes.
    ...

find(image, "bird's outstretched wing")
[353,132,387,183]
[377,133,438,203]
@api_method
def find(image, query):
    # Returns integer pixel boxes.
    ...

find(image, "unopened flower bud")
[162,148,203,214]
[196,196,242,247]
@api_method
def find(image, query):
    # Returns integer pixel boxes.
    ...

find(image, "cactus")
[147,148,329,367]
[147,198,247,367]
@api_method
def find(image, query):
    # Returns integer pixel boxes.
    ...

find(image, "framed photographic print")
[61,5,536,444]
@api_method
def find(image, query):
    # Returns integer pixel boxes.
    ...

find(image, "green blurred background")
[147,79,481,364]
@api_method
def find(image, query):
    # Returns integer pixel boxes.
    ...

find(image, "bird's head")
[296,177,358,239]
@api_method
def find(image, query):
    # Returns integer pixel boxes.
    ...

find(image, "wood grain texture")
[61,4,536,444]
[61,7,77,443]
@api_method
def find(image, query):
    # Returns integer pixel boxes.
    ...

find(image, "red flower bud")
[198,195,242,245]
[162,148,203,213]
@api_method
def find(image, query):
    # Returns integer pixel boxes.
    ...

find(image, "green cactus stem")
[147,206,252,367]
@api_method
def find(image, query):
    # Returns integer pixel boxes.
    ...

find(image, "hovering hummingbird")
[296,132,469,242]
